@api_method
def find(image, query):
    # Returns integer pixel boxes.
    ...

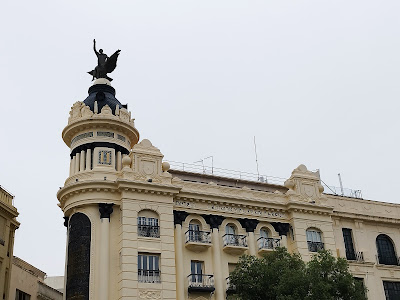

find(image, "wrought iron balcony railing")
[307,241,324,252]
[223,234,248,248]
[376,254,400,266]
[138,225,160,238]
[185,230,211,244]
[346,251,364,262]
[187,274,215,293]
[138,269,161,283]
[257,237,280,250]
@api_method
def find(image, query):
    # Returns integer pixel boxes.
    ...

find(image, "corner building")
[58,79,400,300]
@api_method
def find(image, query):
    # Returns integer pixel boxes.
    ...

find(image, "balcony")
[185,230,211,252]
[138,225,160,238]
[187,274,215,293]
[138,269,161,283]
[347,251,364,263]
[257,237,280,255]
[226,277,236,295]
[307,241,324,252]
[222,234,248,255]
[377,255,400,266]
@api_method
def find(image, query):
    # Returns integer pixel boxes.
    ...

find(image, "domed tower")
[57,78,178,300]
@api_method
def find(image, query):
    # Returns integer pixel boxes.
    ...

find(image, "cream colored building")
[0,186,19,300]
[9,256,63,300]
[58,79,400,300]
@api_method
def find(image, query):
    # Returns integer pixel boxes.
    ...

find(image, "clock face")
[99,150,112,165]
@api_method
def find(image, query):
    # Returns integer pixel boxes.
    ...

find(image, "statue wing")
[105,50,121,74]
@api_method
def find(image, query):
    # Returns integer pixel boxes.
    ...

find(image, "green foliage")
[229,248,367,300]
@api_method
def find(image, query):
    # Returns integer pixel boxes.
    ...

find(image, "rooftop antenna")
[253,136,260,181]
[338,173,344,196]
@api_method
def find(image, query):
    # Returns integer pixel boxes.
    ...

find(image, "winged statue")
[88,39,121,81]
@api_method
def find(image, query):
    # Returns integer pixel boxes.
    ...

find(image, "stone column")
[239,218,259,256]
[173,211,188,300]
[116,151,122,171]
[248,232,256,255]
[98,204,114,300]
[203,215,225,300]
[174,224,185,300]
[85,149,91,171]
[80,150,85,172]
[69,158,74,176]
[75,153,80,173]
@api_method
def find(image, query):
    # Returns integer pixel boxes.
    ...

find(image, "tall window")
[226,225,235,235]
[306,229,324,252]
[342,228,356,260]
[15,289,31,300]
[190,261,203,284]
[383,281,400,300]
[189,222,201,242]
[377,234,398,265]
[137,212,160,238]
[138,254,160,283]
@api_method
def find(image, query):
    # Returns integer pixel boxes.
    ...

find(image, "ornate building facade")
[58,79,400,300]
[0,186,19,300]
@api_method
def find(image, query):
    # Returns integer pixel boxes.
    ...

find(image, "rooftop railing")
[321,181,362,199]
[168,161,285,185]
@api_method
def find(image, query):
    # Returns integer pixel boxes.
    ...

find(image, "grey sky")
[1,0,399,276]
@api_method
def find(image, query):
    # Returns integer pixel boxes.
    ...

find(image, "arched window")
[66,213,91,300]
[306,228,324,252]
[260,228,270,239]
[225,224,236,235]
[137,210,160,238]
[377,234,398,265]
[188,221,201,242]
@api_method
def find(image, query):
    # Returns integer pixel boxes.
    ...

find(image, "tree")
[229,248,367,300]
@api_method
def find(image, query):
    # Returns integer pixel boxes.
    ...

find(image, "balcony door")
[191,261,203,284]
[189,223,201,242]
[342,228,356,260]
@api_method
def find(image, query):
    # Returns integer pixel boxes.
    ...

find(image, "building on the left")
[0,186,19,300]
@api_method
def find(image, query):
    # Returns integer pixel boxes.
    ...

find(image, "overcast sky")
[1,0,399,276]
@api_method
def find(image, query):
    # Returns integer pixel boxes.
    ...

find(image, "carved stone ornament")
[98,203,114,220]
[174,210,189,225]
[271,222,290,236]
[203,214,225,229]
[138,290,161,299]
[238,218,259,232]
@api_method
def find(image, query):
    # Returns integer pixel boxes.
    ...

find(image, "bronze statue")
[88,39,121,81]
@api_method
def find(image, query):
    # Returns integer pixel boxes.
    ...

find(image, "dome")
[83,84,126,115]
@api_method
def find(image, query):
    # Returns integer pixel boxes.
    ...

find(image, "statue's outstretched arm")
[93,39,99,56]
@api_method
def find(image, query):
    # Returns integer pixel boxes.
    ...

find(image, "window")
[260,228,270,239]
[138,254,160,283]
[377,234,398,265]
[342,228,356,260]
[190,261,203,284]
[189,222,201,242]
[306,229,324,252]
[137,212,160,238]
[226,225,235,235]
[383,281,400,300]
[15,289,31,300]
